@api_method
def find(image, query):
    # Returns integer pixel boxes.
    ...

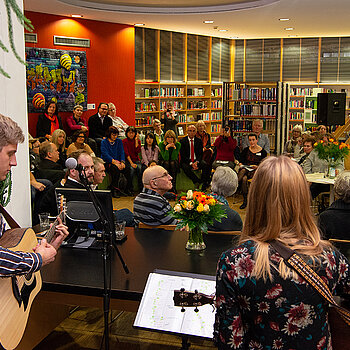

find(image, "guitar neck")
[43,211,65,243]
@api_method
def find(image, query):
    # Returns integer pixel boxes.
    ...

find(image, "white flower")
[174,204,182,212]
[203,204,210,212]
[186,190,193,200]
[186,200,194,210]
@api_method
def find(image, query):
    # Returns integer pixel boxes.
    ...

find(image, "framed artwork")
[178,126,184,136]
[26,48,88,112]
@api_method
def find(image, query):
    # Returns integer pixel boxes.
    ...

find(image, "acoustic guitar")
[0,208,65,350]
[173,288,214,312]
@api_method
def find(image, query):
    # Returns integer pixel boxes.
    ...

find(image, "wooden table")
[305,172,335,203]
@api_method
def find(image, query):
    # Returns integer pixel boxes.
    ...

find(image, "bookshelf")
[135,82,223,140]
[222,81,279,151]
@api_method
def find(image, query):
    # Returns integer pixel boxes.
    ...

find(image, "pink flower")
[285,302,314,328]
[236,255,254,278]
[282,322,299,336]
[237,295,251,310]
[339,259,348,278]
[317,336,326,350]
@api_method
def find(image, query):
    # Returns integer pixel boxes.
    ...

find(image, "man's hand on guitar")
[49,217,69,251]
[33,239,57,266]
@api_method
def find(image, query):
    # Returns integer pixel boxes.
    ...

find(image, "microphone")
[65,157,83,172]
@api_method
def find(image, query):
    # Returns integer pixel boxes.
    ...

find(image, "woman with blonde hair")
[215,156,350,349]
[51,128,67,168]
[158,129,181,192]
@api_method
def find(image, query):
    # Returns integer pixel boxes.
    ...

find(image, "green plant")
[314,138,350,163]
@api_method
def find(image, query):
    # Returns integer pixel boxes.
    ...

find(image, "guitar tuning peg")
[181,307,185,312]
[194,306,199,313]
[180,288,185,292]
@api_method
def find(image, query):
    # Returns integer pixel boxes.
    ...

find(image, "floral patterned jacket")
[214,240,350,349]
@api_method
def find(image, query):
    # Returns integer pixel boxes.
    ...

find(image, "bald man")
[133,165,177,226]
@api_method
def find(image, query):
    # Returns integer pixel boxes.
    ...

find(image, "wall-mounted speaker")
[317,93,346,126]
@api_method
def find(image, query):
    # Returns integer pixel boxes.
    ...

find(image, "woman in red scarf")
[36,101,63,140]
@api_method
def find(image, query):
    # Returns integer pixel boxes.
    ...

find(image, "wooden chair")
[138,222,177,231]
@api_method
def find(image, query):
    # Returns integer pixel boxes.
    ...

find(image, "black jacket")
[88,113,112,139]
[179,137,203,165]
[36,114,63,138]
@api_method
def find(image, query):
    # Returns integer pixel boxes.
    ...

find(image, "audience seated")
[242,119,270,153]
[51,129,67,169]
[36,140,65,184]
[158,130,180,193]
[196,120,214,165]
[122,126,142,194]
[212,125,238,171]
[88,102,112,154]
[180,124,211,190]
[108,102,129,139]
[36,101,63,139]
[133,165,177,226]
[66,105,97,153]
[317,124,327,138]
[283,124,302,157]
[92,157,135,226]
[318,171,350,240]
[161,103,179,136]
[152,119,164,145]
[39,150,94,216]
[298,135,315,170]
[101,126,130,197]
[208,167,242,231]
[237,133,267,209]
[29,138,41,174]
[67,130,95,157]
[141,132,159,171]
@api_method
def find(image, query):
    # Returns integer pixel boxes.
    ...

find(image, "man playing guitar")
[0,114,69,275]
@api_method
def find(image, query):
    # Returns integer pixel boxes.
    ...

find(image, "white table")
[305,173,335,203]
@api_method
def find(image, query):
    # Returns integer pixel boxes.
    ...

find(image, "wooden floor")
[34,193,246,349]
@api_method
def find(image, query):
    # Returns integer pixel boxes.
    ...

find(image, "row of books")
[211,112,222,120]
[289,112,303,120]
[135,102,157,112]
[290,100,305,108]
[160,87,185,97]
[160,101,184,110]
[177,113,222,123]
[240,103,276,116]
[211,100,222,109]
[290,87,313,96]
[135,116,155,126]
[231,88,277,101]
[211,87,222,97]
[187,87,205,97]
[305,99,317,109]
[143,88,159,97]
[187,100,208,109]
[210,124,222,133]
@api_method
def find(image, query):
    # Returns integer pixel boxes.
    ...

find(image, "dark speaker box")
[317,93,346,126]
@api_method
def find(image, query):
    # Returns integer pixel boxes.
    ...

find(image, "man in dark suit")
[180,124,211,190]
[88,103,112,155]
[36,141,65,183]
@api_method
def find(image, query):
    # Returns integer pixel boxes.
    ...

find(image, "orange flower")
[329,138,334,142]
[334,142,339,145]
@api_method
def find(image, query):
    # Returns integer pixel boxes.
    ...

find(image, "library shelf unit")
[222,81,279,152]
[287,83,350,135]
[135,81,223,140]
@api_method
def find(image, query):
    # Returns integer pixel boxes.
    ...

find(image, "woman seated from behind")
[67,130,95,157]
[141,132,159,171]
[122,126,142,194]
[101,126,130,197]
[215,156,350,349]
[158,130,181,193]
[209,166,242,231]
[237,133,267,209]
[51,129,67,168]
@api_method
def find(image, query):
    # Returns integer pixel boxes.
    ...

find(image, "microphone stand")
[78,168,129,350]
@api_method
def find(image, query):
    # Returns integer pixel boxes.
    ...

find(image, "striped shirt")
[133,188,177,226]
[0,215,42,276]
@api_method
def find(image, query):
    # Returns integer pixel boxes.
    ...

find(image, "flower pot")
[185,227,206,250]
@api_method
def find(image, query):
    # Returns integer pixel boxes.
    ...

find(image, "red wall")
[25,11,135,136]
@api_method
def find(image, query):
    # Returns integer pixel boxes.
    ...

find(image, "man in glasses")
[133,165,177,226]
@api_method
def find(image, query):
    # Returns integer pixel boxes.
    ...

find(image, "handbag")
[269,240,350,349]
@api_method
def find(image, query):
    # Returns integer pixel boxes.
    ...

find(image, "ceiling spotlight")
[203,20,214,24]
[134,23,145,26]
[219,29,228,32]
[284,27,294,31]
[71,14,83,18]
[279,18,290,21]
[288,35,297,37]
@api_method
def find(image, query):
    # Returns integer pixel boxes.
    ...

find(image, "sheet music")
[133,272,216,339]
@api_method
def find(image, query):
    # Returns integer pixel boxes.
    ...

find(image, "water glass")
[38,212,50,231]
[114,220,126,240]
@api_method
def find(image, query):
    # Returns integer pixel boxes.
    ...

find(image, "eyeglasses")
[151,172,170,181]
[100,108,108,111]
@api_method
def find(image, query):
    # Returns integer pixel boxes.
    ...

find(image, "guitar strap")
[270,239,350,326]
[0,204,20,229]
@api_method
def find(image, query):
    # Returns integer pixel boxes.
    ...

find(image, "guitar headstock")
[173,288,214,312]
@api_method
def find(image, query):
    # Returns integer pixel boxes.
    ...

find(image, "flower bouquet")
[314,138,350,163]
[171,190,227,250]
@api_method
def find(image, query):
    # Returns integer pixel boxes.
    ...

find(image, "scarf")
[45,113,59,134]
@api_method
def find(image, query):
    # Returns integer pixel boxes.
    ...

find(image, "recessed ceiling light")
[288,35,297,37]
[279,18,290,21]
[134,23,145,26]
[219,29,228,32]
[71,14,83,18]
[284,27,294,31]
[203,20,214,24]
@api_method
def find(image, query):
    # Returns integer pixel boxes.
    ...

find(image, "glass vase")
[186,226,206,251]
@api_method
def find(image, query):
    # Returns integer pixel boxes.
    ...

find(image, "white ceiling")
[24,0,350,39]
